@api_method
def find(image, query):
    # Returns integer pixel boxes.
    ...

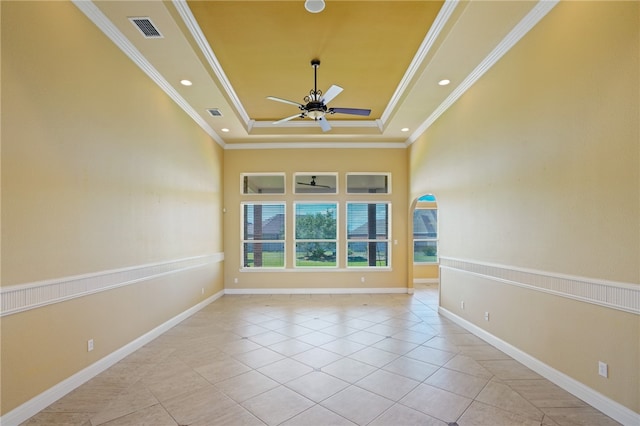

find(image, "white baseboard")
[224,287,409,295]
[1,290,225,426]
[438,307,640,426]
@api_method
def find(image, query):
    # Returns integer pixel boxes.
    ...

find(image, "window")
[242,203,285,268]
[242,173,285,194]
[294,203,338,267]
[347,203,390,267]
[346,173,390,194]
[413,208,438,263]
[294,173,337,194]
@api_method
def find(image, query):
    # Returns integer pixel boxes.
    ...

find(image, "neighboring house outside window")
[242,203,285,268]
[347,202,390,267]
[413,207,438,263]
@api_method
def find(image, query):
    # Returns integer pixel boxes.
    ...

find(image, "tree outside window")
[295,203,337,267]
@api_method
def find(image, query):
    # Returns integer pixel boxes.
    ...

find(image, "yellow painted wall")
[1,1,224,414]
[409,1,639,412]
[223,148,408,290]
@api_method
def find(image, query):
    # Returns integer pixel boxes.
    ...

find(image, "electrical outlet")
[201,288,204,295]
[598,361,608,378]
[234,278,238,284]
[484,312,490,321]
[87,339,94,352]
[461,301,465,310]
[361,277,365,283]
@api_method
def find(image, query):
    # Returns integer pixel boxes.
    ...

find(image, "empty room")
[1,1,638,425]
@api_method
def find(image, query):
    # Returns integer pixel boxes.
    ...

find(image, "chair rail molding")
[439,256,639,315]
[0,254,224,317]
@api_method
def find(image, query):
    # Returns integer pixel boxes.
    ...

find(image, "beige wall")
[409,1,639,412]
[1,1,224,414]
[223,148,408,290]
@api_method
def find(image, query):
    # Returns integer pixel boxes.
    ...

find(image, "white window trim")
[293,201,339,269]
[346,201,392,269]
[413,207,438,265]
[240,172,286,195]
[240,201,286,269]
[293,172,339,195]
[345,172,392,195]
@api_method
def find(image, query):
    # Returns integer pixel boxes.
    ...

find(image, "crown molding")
[223,142,406,150]
[407,0,560,146]
[173,0,250,126]
[72,0,225,148]
[381,0,459,124]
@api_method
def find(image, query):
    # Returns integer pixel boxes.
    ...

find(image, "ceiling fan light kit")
[267,59,372,132]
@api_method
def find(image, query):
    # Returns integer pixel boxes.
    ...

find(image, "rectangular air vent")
[129,17,163,39]
[207,108,223,117]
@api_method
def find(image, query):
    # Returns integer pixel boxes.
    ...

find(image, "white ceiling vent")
[129,17,163,39]
[207,108,223,117]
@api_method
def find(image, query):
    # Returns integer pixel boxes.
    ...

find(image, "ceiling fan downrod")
[307,59,322,102]
[305,59,326,119]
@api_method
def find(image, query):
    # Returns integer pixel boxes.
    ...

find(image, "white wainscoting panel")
[439,257,639,315]
[1,254,224,316]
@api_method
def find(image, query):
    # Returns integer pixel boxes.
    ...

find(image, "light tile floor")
[22,285,621,426]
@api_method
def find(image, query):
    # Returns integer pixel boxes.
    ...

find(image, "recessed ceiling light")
[221,128,230,133]
[401,128,410,132]
[438,79,451,86]
[305,0,325,13]
[180,79,193,86]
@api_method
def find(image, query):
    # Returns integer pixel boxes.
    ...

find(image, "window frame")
[413,207,438,264]
[293,201,339,269]
[346,201,392,269]
[240,173,286,195]
[293,172,338,195]
[241,201,286,269]
[345,173,391,195]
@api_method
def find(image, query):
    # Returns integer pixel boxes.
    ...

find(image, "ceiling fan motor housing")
[306,101,327,119]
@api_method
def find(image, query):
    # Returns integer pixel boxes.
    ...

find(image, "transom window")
[294,173,338,194]
[242,203,285,268]
[346,202,390,267]
[346,173,390,194]
[294,203,338,267]
[241,173,285,194]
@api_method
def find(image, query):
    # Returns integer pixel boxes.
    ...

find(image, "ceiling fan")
[267,59,371,132]
[297,176,331,188]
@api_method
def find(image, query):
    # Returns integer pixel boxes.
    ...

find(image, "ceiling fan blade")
[321,85,343,104]
[329,107,371,116]
[297,181,331,188]
[273,113,304,125]
[267,96,304,108]
[317,117,331,132]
